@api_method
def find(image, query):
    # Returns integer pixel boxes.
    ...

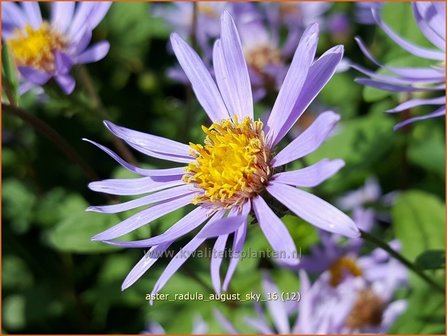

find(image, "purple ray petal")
[197,214,245,239]
[213,39,244,120]
[55,51,73,75]
[222,202,250,291]
[219,11,253,120]
[103,121,192,161]
[273,45,344,145]
[88,175,184,196]
[151,211,225,296]
[18,67,51,85]
[170,33,230,122]
[372,8,444,61]
[91,193,194,241]
[387,96,445,113]
[87,185,195,214]
[272,159,345,187]
[55,74,76,95]
[86,2,112,30]
[394,106,445,130]
[267,182,359,238]
[121,242,172,290]
[102,206,214,248]
[272,111,340,167]
[72,26,92,54]
[414,2,445,41]
[266,23,319,146]
[51,1,75,33]
[351,63,439,85]
[292,270,312,333]
[211,234,229,295]
[262,272,290,334]
[77,41,110,64]
[2,2,27,29]
[22,2,42,28]
[413,3,444,51]
[252,196,299,266]
[83,139,186,177]
[355,78,442,92]
[354,37,444,80]
[68,2,96,37]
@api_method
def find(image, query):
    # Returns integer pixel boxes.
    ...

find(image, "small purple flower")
[353,2,445,130]
[87,12,358,296]
[2,1,111,95]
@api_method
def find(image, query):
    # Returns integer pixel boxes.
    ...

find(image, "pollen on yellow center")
[7,23,68,72]
[329,256,363,287]
[183,117,271,209]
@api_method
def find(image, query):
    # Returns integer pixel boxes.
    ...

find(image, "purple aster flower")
[216,262,406,334]
[86,12,358,296]
[2,1,111,95]
[353,2,445,130]
[295,263,407,334]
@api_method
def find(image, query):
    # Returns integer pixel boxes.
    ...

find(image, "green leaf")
[408,123,445,177]
[3,179,36,234]
[391,190,445,261]
[46,195,121,253]
[415,250,445,270]
[3,295,26,331]
[390,282,445,334]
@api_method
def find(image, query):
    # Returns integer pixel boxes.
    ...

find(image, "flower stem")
[360,229,444,294]
[3,103,99,181]
[77,65,138,166]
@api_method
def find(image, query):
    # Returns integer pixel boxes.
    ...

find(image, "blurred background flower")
[2,1,111,94]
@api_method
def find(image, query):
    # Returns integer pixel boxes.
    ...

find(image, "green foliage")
[392,190,445,261]
[415,250,445,271]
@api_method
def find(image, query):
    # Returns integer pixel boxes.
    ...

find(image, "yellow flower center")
[245,45,282,75]
[7,23,68,72]
[184,117,271,209]
[329,256,363,287]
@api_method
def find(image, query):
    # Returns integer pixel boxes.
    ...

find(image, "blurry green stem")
[2,103,99,181]
[77,66,138,166]
[360,229,444,294]
[2,76,17,107]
